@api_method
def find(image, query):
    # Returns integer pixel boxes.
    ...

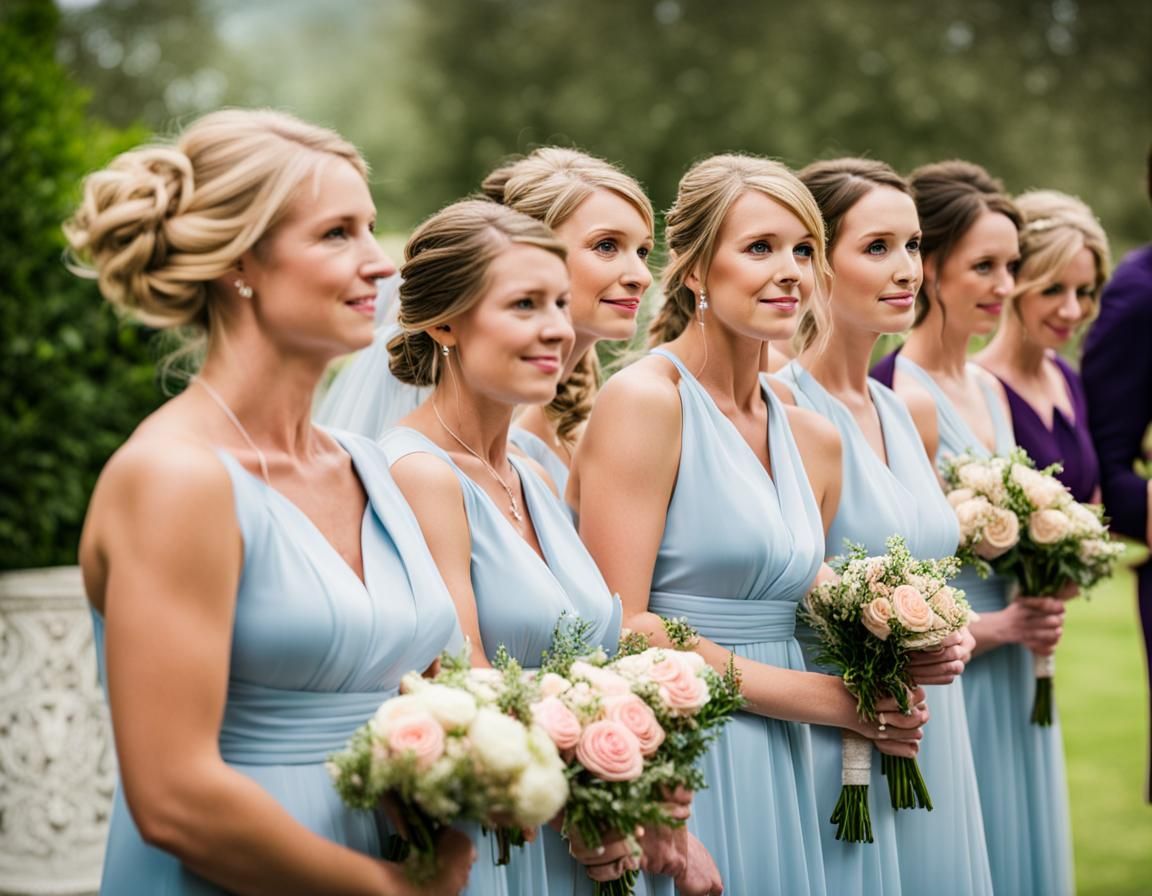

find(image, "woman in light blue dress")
[376,199,699,895]
[571,154,929,895]
[65,110,473,894]
[873,161,1072,896]
[782,158,992,896]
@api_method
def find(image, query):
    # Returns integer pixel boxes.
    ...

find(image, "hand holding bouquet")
[801,536,971,842]
[521,617,743,895]
[328,654,568,882]
[945,449,1124,724]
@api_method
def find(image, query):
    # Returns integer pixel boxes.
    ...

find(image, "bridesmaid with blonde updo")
[64,110,473,895]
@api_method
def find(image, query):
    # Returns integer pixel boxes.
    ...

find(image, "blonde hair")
[388,199,567,386]
[64,109,367,342]
[649,154,832,349]
[797,158,912,351]
[482,147,654,444]
[1011,190,1111,323]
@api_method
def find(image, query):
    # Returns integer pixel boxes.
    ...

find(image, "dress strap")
[972,368,1014,454]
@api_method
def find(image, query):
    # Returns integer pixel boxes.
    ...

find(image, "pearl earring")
[234,279,253,299]
[441,344,450,357]
[699,290,709,311]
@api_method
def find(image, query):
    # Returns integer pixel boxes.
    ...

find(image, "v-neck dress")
[92,430,460,894]
[379,427,628,896]
[509,426,571,502]
[781,362,992,896]
[993,354,1099,503]
[889,354,1074,896]
[640,348,827,896]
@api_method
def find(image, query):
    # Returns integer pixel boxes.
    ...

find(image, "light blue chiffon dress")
[380,427,654,896]
[92,431,461,894]
[895,355,1073,895]
[644,348,827,896]
[781,362,992,896]
[509,426,571,502]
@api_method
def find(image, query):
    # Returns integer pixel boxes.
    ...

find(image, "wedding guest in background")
[873,160,1073,896]
[1081,145,1152,801]
[63,109,473,895]
[974,190,1109,504]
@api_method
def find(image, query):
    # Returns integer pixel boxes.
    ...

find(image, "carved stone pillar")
[0,567,113,896]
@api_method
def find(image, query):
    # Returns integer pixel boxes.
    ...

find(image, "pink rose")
[890,585,934,633]
[387,711,445,771]
[603,694,666,756]
[575,720,645,782]
[649,657,710,716]
[570,661,632,697]
[860,597,894,640]
[531,696,583,751]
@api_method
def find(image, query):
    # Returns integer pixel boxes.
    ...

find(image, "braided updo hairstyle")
[482,147,654,444]
[907,160,1021,327]
[796,158,912,351]
[64,108,367,341]
[387,199,567,387]
[649,153,831,348]
[1010,190,1110,322]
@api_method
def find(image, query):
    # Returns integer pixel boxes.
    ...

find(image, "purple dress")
[1081,244,1152,799]
[990,355,1099,503]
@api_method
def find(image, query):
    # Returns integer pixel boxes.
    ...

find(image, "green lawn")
[1061,545,1152,895]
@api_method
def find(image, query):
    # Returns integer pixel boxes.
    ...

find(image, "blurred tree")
[1,0,159,569]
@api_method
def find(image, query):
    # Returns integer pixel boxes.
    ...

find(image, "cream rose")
[1067,501,1104,537]
[417,684,478,731]
[570,661,633,697]
[611,652,656,681]
[860,597,894,640]
[958,462,1001,498]
[1028,508,1072,545]
[946,487,976,508]
[975,506,1019,559]
[890,585,935,632]
[514,759,569,825]
[387,710,445,770]
[575,720,645,782]
[954,496,993,541]
[603,694,666,756]
[537,672,573,699]
[531,696,583,751]
[469,707,531,775]
[928,586,963,623]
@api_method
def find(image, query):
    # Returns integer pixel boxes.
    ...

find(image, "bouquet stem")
[880,754,933,811]
[1031,652,1055,726]
[830,733,874,843]
[594,869,639,896]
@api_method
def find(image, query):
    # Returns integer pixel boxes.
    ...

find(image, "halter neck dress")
[892,354,1073,896]
[93,431,460,894]
[781,361,992,896]
[379,427,632,896]
[641,348,828,895]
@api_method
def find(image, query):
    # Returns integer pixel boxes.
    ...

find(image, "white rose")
[468,708,532,775]
[513,759,570,826]
[975,507,1019,559]
[400,671,431,694]
[954,496,993,540]
[1028,508,1072,545]
[370,694,423,738]
[417,683,478,731]
[611,653,655,681]
[536,672,573,698]
[1011,464,1066,510]
[1067,502,1105,537]
[958,462,1001,499]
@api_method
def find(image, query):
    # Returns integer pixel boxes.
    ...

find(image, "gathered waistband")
[649,591,797,644]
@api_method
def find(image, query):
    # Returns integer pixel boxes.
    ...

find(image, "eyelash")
[324,223,375,240]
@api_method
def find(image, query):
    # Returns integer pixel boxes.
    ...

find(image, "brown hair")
[908,160,1021,327]
[64,108,367,345]
[1011,190,1111,323]
[650,153,831,347]
[388,199,567,386]
[483,147,653,444]
[796,158,912,350]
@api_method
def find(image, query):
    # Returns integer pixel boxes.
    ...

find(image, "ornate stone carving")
[0,567,112,896]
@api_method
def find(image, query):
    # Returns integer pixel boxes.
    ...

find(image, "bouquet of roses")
[328,653,569,882]
[516,617,743,896]
[801,536,971,843]
[944,449,1124,724]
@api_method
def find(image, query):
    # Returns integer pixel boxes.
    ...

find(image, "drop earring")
[697,290,708,326]
[234,279,253,299]
[441,344,450,357]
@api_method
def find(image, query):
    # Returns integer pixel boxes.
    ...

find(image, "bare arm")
[89,443,467,896]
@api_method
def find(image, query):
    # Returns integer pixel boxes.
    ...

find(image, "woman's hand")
[1013,596,1066,655]
[673,833,724,895]
[852,687,930,759]
[411,827,475,896]
[568,827,641,882]
[907,628,974,685]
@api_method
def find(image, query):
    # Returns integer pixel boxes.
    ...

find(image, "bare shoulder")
[389,450,465,503]
[968,361,1008,401]
[783,403,841,456]
[588,356,682,437]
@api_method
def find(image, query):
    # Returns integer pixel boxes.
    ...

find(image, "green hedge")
[0,0,162,570]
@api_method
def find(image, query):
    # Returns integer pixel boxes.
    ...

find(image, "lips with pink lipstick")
[977,301,1003,316]
[880,291,915,309]
[345,294,376,316]
[600,296,641,314]
[1045,322,1073,341]
[759,296,799,312]
[522,354,561,374]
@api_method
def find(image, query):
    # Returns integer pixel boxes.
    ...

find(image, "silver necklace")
[192,376,271,485]
[431,400,523,523]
